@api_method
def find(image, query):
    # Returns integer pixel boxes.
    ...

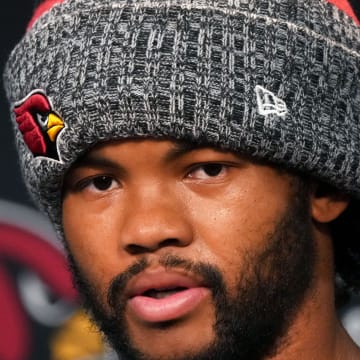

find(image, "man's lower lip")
[127,287,210,323]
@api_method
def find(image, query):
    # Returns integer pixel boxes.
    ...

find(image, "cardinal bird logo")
[13,90,65,161]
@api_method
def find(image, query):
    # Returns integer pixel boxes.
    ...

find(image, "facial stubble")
[66,179,315,360]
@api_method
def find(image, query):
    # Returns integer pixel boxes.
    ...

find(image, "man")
[3,0,360,359]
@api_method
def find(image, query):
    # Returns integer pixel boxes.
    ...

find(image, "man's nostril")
[125,244,150,255]
[160,238,182,247]
[124,238,183,255]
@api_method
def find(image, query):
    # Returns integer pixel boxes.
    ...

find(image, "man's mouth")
[126,271,210,323]
[142,287,188,299]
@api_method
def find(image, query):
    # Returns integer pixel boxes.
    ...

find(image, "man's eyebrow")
[69,154,122,171]
[164,142,208,162]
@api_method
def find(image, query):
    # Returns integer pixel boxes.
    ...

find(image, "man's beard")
[66,179,315,360]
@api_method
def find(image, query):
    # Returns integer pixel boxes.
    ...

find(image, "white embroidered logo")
[255,85,288,117]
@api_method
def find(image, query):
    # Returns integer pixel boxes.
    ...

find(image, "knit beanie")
[3,0,360,236]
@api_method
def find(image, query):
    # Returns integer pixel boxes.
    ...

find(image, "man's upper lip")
[125,270,205,298]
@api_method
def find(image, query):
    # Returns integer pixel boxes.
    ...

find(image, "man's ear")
[311,183,350,223]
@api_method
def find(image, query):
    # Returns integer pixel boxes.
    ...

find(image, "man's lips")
[125,271,210,323]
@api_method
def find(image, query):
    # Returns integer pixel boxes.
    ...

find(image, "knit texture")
[3,0,360,233]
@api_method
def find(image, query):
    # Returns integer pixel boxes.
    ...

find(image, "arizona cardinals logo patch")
[13,90,65,161]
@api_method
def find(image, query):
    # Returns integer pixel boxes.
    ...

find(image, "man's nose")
[118,184,193,255]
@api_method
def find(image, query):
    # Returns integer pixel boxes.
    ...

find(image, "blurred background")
[0,2,359,360]
[0,2,113,360]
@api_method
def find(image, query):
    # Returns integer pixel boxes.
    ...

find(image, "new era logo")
[255,85,288,117]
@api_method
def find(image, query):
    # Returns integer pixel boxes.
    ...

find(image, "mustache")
[107,254,226,311]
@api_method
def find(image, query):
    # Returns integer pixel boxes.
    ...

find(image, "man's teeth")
[143,287,187,299]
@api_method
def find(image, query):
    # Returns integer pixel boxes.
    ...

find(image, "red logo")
[13,90,65,161]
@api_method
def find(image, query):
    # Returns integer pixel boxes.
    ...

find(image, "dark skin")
[62,139,359,360]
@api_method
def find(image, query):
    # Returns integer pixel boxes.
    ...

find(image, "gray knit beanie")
[3,0,360,236]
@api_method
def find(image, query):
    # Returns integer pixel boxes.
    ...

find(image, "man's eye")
[65,174,120,194]
[188,164,227,179]
[201,164,224,176]
[87,176,117,191]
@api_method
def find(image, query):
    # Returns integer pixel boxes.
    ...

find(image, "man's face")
[62,139,315,360]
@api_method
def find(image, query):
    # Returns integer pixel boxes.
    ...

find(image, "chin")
[120,311,216,360]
